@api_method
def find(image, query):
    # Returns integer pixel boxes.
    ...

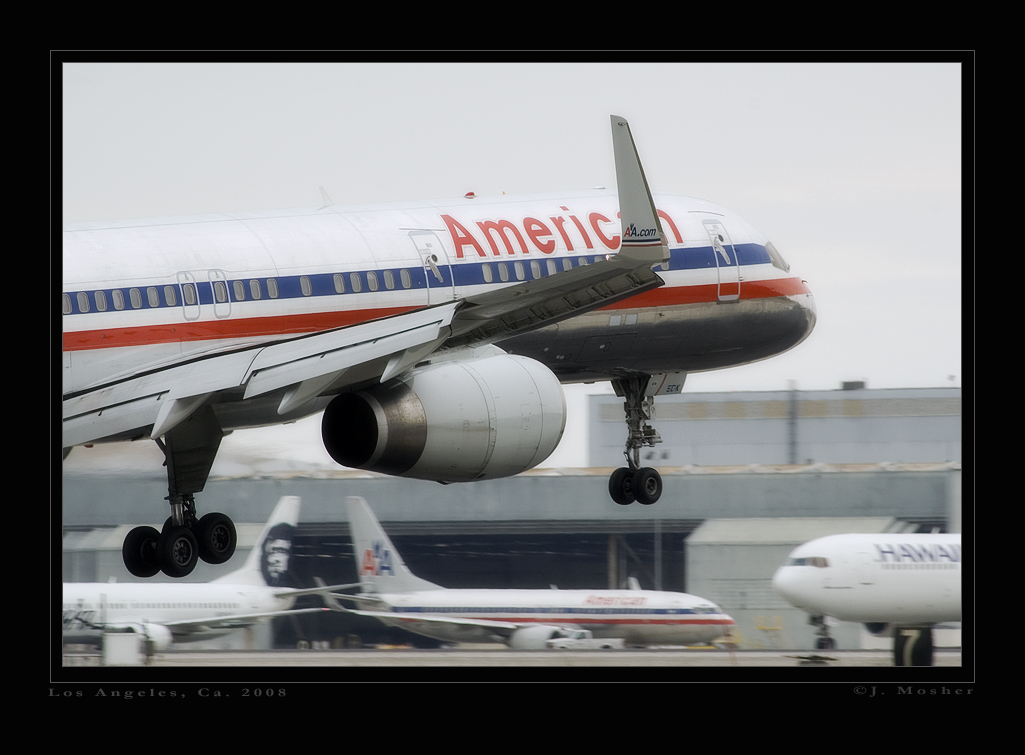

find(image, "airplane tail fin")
[213,496,301,587]
[345,496,441,593]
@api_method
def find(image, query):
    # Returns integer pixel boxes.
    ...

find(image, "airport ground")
[63,646,963,668]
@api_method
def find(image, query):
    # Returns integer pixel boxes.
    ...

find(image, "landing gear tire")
[158,525,199,578]
[197,512,236,564]
[123,526,161,578]
[633,467,663,505]
[609,467,636,505]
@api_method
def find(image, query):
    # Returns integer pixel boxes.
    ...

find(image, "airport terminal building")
[61,384,964,652]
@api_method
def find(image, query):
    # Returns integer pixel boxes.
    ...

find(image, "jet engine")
[864,622,892,637]
[507,625,566,650]
[139,623,174,652]
[322,354,566,482]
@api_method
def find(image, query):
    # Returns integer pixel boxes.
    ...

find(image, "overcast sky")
[60,61,966,471]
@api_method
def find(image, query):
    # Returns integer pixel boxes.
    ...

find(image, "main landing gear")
[608,376,664,506]
[121,406,237,579]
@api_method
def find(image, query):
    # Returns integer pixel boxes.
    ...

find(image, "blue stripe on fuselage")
[62,243,772,316]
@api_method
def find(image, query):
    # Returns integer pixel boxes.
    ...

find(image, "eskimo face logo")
[260,523,295,587]
[360,540,394,577]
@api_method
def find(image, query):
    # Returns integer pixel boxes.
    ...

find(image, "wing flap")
[163,607,330,634]
[62,302,460,447]
[445,262,662,348]
[242,305,456,401]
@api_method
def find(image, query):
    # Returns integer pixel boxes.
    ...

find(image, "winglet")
[610,115,670,266]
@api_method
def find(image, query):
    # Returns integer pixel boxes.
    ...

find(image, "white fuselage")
[62,190,815,429]
[62,582,294,642]
[772,533,961,625]
[357,587,734,646]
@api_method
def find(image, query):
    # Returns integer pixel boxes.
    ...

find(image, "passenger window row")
[61,268,420,315]
[63,253,617,316]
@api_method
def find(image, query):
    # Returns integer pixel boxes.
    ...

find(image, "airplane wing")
[273,582,364,600]
[61,301,461,447]
[159,607,331,635]
[62,116,667,449]
[342,607,521,633]
[326,595,570,638]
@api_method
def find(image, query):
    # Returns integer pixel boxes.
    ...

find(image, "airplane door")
[177,271,231,321]
[409,230,456,304]
[702,219,740,302]
[856,550,875,585]
[176,271,203,321]
[210,270,231,318]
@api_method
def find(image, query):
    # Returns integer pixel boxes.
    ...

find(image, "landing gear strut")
[121,405,237,579]
[608,376,664,505]
[809,614,837,650]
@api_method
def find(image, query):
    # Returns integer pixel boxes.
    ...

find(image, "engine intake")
[322,354,566,482]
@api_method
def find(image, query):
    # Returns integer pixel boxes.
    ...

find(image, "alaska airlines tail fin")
[345,496,441,593]
[213,496,301,587]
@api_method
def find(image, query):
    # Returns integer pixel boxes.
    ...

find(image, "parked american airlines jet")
[62,496,346,650]
[323,496,734,649]
[62,116,816,579]
[772,533,962,666]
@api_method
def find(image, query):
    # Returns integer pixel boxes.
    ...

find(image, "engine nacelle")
[507,625,566,650]
[140,623,174,652]
[864,622,892,637]
[322,354,566,482]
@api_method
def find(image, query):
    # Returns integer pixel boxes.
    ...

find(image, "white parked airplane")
[324,496,734,649]
[62,496,347,650]
[62,115,816,579]
[772,532,962,666]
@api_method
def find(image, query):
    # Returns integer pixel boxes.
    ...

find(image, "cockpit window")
[765,241,790,272]
[789,556,829,567]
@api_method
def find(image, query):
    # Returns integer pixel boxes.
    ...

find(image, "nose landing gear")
[608,375,668,505]
[810,615,837,650]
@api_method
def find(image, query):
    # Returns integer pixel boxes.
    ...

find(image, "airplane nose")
[771,566,797,603]
[803,285,816,318]
[796,284,816,340]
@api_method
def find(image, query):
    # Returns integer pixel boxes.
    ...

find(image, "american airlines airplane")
[62,496,345,651]
[62,115,816,580]
[772,532,962,666]
[325,496,734,649]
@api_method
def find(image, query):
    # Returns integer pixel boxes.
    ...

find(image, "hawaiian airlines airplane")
[62,116,816,579]
[324,496,734,649]
[62,496,346,650]
[772,533,962,666]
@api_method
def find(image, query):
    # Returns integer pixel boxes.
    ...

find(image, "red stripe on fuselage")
[62,277,810,352]
[62,305,413,352]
